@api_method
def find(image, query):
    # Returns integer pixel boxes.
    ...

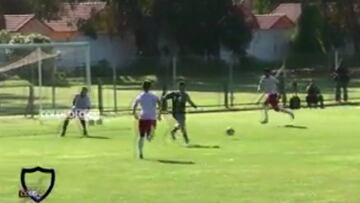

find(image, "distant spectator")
[333,59,350,102]
[306,80,324,108]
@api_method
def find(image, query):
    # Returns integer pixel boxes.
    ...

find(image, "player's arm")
[72,95,77,106]
[186,94,197,108]
[274,60,286,78]
[163,92,174,101]
[132,99,139,120]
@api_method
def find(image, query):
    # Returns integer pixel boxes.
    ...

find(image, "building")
[247,3,302,62]
[2,2,137,69]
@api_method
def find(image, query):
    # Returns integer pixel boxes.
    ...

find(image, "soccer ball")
[226,127,235,136]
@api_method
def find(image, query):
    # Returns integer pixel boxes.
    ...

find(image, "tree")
[291,4,326,54]
[153,0,252,56]
[105,0,159,56]
[254,0,284,14]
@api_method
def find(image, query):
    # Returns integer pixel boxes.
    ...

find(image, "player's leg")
[79,118,88,136]
[343,84,348,102]
[146,120,156,142]
[137,120,147,159]
[261,104,269,124]
[279,107,294,120]
[60,117,71,136]
[170,114,180,140]
[178,115,189,144]
[335,83,341,102]
[261,95,270,124]
[272,94,294,120]
[61,110,77,136]
[137,134,145,159]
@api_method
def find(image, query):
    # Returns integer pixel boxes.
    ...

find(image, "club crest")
[20,167,55,202]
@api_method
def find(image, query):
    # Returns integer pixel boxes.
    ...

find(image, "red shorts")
[139,120,156,136]
[264,93,280,111]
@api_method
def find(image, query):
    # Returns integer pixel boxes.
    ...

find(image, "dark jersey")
[164,91,189,114]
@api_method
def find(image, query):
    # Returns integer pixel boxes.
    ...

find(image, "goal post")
[0,42,92,116]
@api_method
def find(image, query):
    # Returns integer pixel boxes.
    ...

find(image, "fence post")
[224,82,229,108]
[228,62,234,107]
[97,78,104,116]
[25,85,35,118]
[112,64,118,113]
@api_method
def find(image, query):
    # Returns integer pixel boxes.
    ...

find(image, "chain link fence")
[1,50,360,116]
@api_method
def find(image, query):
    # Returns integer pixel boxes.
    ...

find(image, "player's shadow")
[81,135,111,139]
[146,158,195,165]
[186,144,221,149]
[157,159,195,165]
[283,124,308,129]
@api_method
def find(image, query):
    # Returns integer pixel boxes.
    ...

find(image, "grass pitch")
[0,107,360,202]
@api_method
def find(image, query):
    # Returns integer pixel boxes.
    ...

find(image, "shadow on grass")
[186,144,220,149]
[157,159,195,165]
[145,158,195,165]
[283,124,308,129]
[81,135,111,139]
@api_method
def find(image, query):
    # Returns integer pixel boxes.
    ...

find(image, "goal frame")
[0,41,91,114]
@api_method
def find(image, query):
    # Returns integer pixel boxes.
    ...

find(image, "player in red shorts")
[132,81,161,159]
[258,69,294,124]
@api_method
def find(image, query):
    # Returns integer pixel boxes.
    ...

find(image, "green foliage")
[220,10,252,55]
[254,0,273,14]
[291,5,326,54]
[154,0,252,56]
[0,30,11,43]
[78,19,98,39]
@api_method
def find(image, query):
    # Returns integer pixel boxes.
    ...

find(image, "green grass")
[1,107,360,202]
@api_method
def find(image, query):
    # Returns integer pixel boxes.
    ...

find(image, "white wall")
[57,33,137,69]
[247,29,292,62]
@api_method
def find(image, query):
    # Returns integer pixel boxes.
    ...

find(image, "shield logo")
[20,167,55,203]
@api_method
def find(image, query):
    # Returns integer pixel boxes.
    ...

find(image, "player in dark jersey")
[163,82,197,145]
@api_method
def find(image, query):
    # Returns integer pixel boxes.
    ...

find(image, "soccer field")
[1,107,360,202]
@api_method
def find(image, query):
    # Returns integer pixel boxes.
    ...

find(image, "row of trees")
[1,0,360,57]
[0,0,252,57]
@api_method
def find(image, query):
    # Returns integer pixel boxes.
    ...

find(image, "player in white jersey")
[258,69,294,124]
[132,81,161,159]
[61,87,91,136]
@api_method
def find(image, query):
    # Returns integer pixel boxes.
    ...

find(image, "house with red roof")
[1,2,136,68]
[246,2,302,61]
[4,14,53,36]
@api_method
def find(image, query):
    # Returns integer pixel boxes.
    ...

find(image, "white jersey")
[133,92,159,120]
[73,94,91,109]
[259,75,279,94]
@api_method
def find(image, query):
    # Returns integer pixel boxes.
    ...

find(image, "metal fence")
[1,51,360,116]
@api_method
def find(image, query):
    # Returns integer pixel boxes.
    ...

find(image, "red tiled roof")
[4,14,35,31]
[255,14,294,30]
[45,2,106,32]
[271,3,302,23]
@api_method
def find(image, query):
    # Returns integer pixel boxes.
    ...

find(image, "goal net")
[0,42,92,117]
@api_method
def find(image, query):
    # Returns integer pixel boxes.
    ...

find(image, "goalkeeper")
[60,87,90,137]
